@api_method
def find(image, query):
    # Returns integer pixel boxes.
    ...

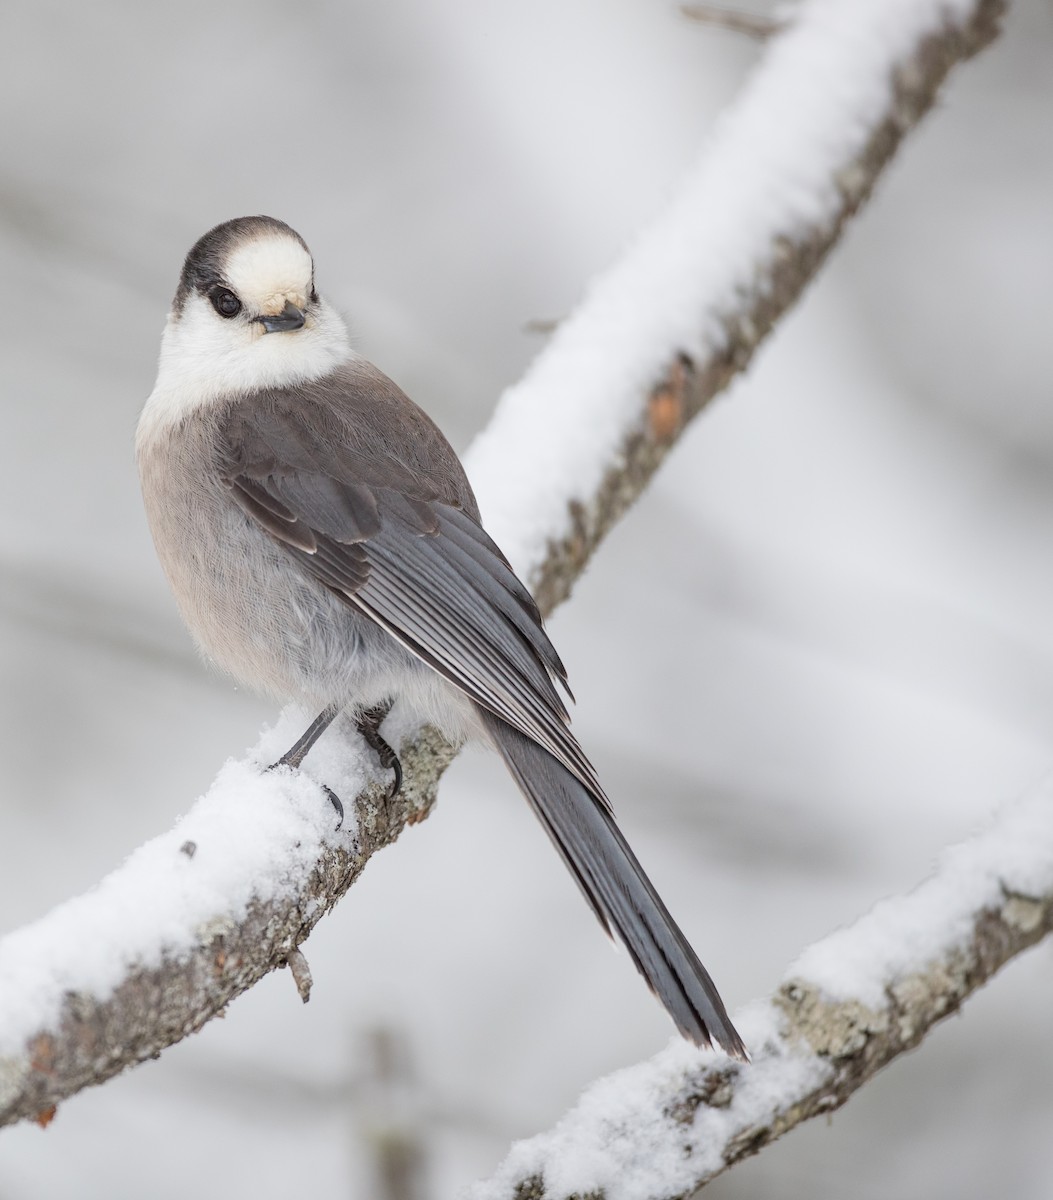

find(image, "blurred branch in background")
[0,562,198,679]
[0,0,1017,1193]
[680,4,785,40]
[357,1028,430,1200]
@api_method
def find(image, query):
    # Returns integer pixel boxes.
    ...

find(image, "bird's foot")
[320,784,344,828]
[266,757,345,829]
[355,703,403,800]
[269,706,345,830]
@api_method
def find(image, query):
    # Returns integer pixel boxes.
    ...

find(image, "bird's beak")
[258,301,306,334]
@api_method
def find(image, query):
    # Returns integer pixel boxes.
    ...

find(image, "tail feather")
[480,708,747,1060]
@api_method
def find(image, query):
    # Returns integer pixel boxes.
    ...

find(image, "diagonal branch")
[0,0,1004,1132]
[468,778,1053,1199]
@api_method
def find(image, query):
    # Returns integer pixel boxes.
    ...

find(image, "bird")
[136,215,747,1059]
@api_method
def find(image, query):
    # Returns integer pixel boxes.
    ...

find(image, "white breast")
[136,295,355,449]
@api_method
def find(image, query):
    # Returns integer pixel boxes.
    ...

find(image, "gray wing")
[217,373,610,807]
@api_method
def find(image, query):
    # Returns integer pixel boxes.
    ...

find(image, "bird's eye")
[209,287,242,318]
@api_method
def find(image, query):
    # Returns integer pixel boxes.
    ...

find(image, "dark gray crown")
[172,216,311,315]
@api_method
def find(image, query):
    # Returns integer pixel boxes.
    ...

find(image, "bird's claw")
[355,703,403,801]
[266,758,344,831]
[322,784,344,829]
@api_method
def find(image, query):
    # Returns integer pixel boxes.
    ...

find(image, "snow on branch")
[469,778,1053,1200]
[0,0,1003,1132]
[467,0,1005,611]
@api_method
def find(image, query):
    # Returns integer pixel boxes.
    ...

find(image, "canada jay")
[137,215,746,1059]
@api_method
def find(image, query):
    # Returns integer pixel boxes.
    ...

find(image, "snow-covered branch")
[470,778,1053,1200]
[0,0,1003,1133]
[467,0,1004,612]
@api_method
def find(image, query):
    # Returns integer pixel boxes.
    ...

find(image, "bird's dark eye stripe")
[209,286,242,318]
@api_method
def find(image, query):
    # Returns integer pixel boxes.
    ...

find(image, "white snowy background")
[1,0,1052,1196]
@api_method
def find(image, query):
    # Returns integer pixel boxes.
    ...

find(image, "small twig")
[522,317,563,336]
[680,4,785,40]
[284,948,313,1004]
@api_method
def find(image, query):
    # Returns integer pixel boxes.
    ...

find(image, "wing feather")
[217,380,609,811]
[359,530,601,790]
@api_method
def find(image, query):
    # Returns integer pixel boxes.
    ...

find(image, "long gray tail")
[479,708,747,1059]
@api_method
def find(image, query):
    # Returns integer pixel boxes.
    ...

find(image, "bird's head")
[153,216,350,404]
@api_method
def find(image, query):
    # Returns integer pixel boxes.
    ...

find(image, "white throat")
[137,294,353,447]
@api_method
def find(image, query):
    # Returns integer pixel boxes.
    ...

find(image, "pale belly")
[136,417,473,738]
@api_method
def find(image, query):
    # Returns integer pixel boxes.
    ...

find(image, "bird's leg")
[276,704,342,769]
[270,704,344,824]
[355,702,403,800]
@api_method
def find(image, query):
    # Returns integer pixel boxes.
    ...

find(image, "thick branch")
[470,781,1053,1199]
[0,0,1005,1132]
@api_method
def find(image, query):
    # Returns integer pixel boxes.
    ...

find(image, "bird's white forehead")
[224,235,313,308]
